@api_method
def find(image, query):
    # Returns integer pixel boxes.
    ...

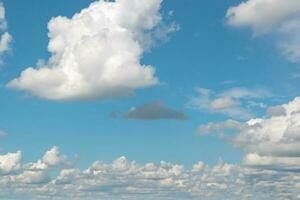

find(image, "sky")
[0,0,300,199]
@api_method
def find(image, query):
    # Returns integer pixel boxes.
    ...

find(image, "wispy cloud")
[187,87,271,119]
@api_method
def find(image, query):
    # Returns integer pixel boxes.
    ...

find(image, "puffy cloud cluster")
[187,87,270,119]
[0,146,299,200]
[0,151,21,175]
[0,2,12,65]
[8,0,177,101]
[226,0,300,63]
[198,97,300,172]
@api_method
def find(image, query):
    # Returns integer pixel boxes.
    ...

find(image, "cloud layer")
[0,146,299,200]
[226,0,300,63]
[8,0,177,101]
[125,101,188,120]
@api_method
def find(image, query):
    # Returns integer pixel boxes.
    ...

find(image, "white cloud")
[0,146,299,199]
[8,0,177,101]
[197,97,300,171]
[0,32,11,53]
[25,146,73,170]
[226,0,300,33]
[197,119,242,136]
[0,2,12,65]
[0,2,7,31]
[0,151,21,175]
[187,87,270,119]
[226,0,300,63]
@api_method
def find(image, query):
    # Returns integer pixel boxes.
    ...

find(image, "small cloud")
[0,2,12,65]
[187,87,271,119]
[125,101,188,121]
[221,80,236,85]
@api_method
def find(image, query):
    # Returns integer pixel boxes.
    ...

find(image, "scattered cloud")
[0,146,299,199]
[0,2,12,65]
[8,0,177,101]
[187,87,271,119]
[125,101,188,120]
[197,97,300,172]
[226,0,300,63]
[197,119,242,136]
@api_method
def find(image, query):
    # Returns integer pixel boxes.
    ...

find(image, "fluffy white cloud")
[197,97,300,171]
[25,146,73,170]
[226,0,300,63]
[0,2,12,64]
[8,0,177,101]
[0,2,7,31]
[226,0,300,33]
[0,32,11,53]
[0,151,21,175]
[187,87,270,119]
[0,146,299,200]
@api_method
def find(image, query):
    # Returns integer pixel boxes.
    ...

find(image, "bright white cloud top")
[8,0,177,101]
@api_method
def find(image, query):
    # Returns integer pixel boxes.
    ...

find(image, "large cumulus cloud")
[8,0,177,101]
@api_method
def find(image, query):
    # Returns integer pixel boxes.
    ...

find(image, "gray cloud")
[125,101,188,120]
[267,105,286,117]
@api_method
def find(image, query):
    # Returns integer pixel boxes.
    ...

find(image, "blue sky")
[0,0,300,199]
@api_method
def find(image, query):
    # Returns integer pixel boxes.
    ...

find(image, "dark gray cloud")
[125,101,188,120]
